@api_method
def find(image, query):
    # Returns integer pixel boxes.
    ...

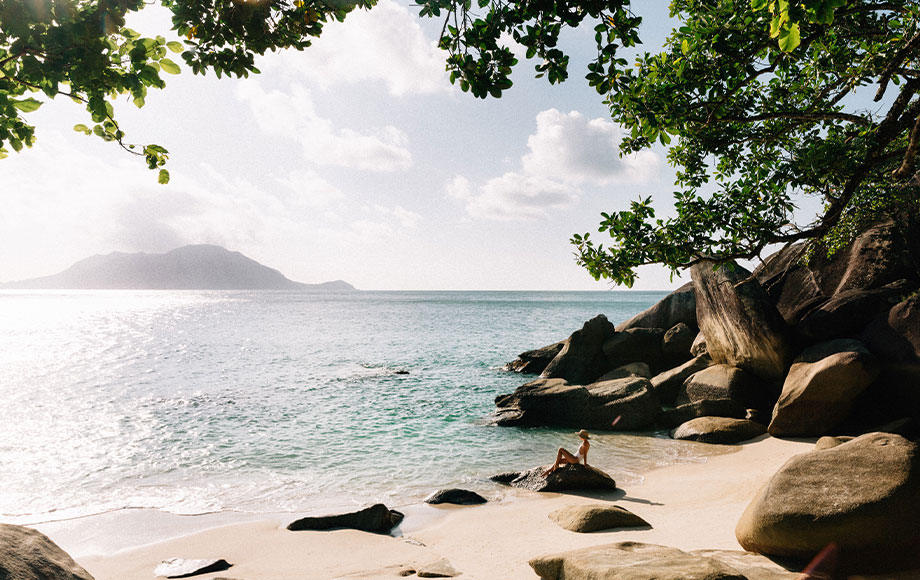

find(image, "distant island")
[0,245,356,291]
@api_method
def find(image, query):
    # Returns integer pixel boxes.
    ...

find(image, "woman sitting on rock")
[543,430,590,475]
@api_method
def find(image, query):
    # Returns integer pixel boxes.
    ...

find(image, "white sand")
[61,435,814,580]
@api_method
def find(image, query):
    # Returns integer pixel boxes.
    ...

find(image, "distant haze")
[0,245,356,291]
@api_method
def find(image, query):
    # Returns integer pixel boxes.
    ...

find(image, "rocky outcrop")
[678,364,773,412]
[692,261,792,381]
[670,417,766,444]
[424,488,487,505]
[650,355,713,405]
[504,341,565,374]
[596,362,652,381]
[154,558,232,578]
[814,435,854,450]
[548,505,649,533]
[0,524,95,580]
[529,542,750,580]
[603,327,667,373]
[491,464,616,493]
[287,504,404,534]
[658,399,748,429]
[861,295,920,364]
[768,339,880,437]
[661,322,696,364]
[690,332,708,357]
[736,433,920,572]
[616,282,697,331]
[541,315,616,385]
[492,376,659,430]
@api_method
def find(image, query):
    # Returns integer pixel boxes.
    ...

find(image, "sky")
[0,0,688,291]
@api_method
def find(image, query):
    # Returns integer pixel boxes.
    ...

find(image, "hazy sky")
[1,0,689,290]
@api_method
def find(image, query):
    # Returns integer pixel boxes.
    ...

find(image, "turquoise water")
[0,290,721,523]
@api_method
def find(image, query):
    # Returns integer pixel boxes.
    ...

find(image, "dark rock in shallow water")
[492,376,659,430]
[736,432,920,573]
[670,417,766,444]
[491,463,616,493]
[154,558,232,578]
[658,398,747,429]
[424,488,487,505]
[541,315,616,385]
[504,341,565,375]
[616,281,697,332]
[0,524,95,580]
[529,541,749,580]
[692,260,792,381]
[287,503,404,534]
[549,504,649,533]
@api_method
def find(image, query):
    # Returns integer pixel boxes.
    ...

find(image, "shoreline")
[39,434,816,580]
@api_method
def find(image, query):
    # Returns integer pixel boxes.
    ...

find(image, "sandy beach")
[35,434,816,580]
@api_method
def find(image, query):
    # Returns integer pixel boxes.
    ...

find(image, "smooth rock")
[662,322,696,363]
[736,432,920,571]
[603,327,668,373]
[548,504,649,533]
[0,524,95,580]
[670,417,766,444]
[794,282,908,343]
[689,550,801,580]
[658,399,747,429]
[154,559,231,578]
[650,355,713,406]
[541,315,616,385]
[424,488,487,505]
[595,362,652,381]
[769,339,880,437]
[862,294,920,365]
[490,463,616,493]
[616,282,697,331]
[678,364,773,412]
[504,341,565,374]
[815,435,854,450]
[416,558,459,578]
[690,331,708,357]
[493,376,659,430]
[529,541,748,580]
[287,503,404,534]
[692,260,792,381]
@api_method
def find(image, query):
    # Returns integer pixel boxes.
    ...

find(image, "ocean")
[0,290,726,525]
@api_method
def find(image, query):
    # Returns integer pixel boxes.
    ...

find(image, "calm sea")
[0,290,723,524]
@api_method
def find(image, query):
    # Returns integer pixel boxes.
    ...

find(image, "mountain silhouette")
[1,245,356,290]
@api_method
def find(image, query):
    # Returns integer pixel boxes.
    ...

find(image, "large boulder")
[658,399,748,429]
[650,355,713,405]
[548,505,649,533]
[491,463,616,493]
[541,315,616,385]
[692,261,792,381]
[768,339,880,437]
[504,341,565,374]
[678,364,774,412]
[616,282,697,331]
[736,432,920,572]
[861,294,920,365]
[493,376,659,430]
[602,327,668,373]
[287,503,404,534]
[595,362,652,381]
[529,542,749,580]
[670,417,766,444]
[754,216,920,343]
[661,322,697,365]
[0,524,95,580]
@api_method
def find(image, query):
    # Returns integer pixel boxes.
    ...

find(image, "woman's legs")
[544,447,578,475]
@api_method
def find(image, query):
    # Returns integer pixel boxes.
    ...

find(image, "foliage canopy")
[1,0,918,284]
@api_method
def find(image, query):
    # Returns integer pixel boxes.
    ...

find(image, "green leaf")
[12,98,43,112]
[778,22,801,52]
[166,41,184,53]
[73,124,91,135]
[158,169,170,184]
[159,59,181,74]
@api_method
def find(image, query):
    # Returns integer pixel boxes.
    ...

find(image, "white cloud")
[237,81,412,172]
[448,109,662,220]
[276,170,346,208]
[269,0,449,96]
